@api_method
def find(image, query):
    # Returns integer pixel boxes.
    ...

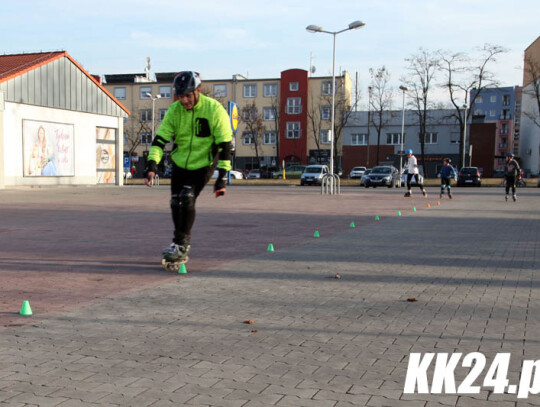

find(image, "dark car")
[457,167,482,187]
[364,166,400,188]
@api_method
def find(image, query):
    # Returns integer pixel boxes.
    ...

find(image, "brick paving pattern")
[0,185,539,406]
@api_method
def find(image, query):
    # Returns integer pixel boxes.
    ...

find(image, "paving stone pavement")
[0,186,539,406]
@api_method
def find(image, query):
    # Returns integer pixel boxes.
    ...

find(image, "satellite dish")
[311,65,316,74]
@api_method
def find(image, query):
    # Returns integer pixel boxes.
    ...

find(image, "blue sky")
[1,0,539,105]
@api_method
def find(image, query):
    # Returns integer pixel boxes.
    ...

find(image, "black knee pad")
[179,186,196,210]
[171,187,196,211]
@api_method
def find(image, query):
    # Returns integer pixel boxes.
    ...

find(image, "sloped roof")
[0,51,66,82]
[0,51,129,115]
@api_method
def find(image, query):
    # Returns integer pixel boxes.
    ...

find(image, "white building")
[0,51,129,188]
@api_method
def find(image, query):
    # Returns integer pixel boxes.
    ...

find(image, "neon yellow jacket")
[148,94,232,171]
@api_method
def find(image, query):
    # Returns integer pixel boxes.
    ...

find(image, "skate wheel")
[161,257,188,272]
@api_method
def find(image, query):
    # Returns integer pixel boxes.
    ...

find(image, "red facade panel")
[279,69,308,165]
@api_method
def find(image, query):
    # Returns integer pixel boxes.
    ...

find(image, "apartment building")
[470,86,522,173]
[343,109,462,177]
[103,69,352,173]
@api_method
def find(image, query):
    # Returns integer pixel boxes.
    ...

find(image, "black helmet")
[443,157,451,163]
[506,152,515,158]
[173,71,201,96]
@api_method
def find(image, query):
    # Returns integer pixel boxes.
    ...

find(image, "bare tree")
[369,66,394,166]
[306,93,325,164]
[439,44,506,168]
[269,96,282,169]
[240,102,266,169]
[522,53,540,129]
[402,49,440,175]
[305,76,357,169]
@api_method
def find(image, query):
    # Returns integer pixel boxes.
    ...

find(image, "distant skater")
[504,153,521,202]
[403,149,427,197]
[438,158,457,199]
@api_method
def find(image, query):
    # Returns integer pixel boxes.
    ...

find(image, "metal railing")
[321,173,340,195]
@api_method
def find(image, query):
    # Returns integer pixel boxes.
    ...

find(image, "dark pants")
[407,173,424,191]
[170,165,213,244]
[505,176,516,195]
[440,178,451,193]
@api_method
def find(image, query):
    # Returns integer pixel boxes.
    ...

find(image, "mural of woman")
[35,125,57,176]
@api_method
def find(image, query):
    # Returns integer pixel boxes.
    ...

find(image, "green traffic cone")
[350,222,356,228]
[20,300,33,316]
[375,215,380,221]
[313,230,320,238]
[413,207,417,212]
[398,211,402,216]
[178,263,187,274]
[267,243,275,252]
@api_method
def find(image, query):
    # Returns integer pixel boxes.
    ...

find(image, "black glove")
[144,160,157,178]
[214,168,227,197]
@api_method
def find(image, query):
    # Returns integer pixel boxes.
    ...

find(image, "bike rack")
[321,173,340,195]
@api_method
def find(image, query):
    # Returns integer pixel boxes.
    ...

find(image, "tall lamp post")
[367,86,372,166]
[462,103,468,168]
[399,85,408,178]
[146,92,161,150]
[306,20,366,175]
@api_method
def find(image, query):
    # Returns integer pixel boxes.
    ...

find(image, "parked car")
[457,167,481,187]
[300,165,330,186]
[364,166,400,188]
[348,166,367,179]
[211,169,244,179]
[247,169,261,179]
[359,169,372,186]
[272,165,306,179]
[400,169,425,187]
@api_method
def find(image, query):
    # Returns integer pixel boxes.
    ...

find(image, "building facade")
[342,109,463,177]
[519,36,540,176]
[0,52,129,188]
[103,69,352,173]
[469,86,522,174]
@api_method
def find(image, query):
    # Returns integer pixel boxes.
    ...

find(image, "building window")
[140,132,152,144]
[476,96,483,104]
[289,82,299,91]
[489,109,496,117]
[114,87,126,100]
[322,81,333,95]
[386,133,402,145]
[243,84,257,98]
[263,107,276,121]
[321,105,331,120]
[502,95,510,106]
[490,95,497,103]
[351,133,367,145]
[286,97,302,114]
[158,108,168,121]
[159,86,172,98]
[286,122,301,139]
[213,84,227,98]
[263,82,278,97]
[263,131,277,144]
[140,86,152,99]
[242,132,254,145]
[320,130,331,144]
[424,132,438,144]
[474,109,484,116]
[139,109,152,122]
[500,123,509,134]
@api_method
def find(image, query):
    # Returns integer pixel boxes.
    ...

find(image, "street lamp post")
[462,103,468,168]
[306,20,365,175]
[367,86,372,166]
[399,85,408,179]
[146,92,161,150]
